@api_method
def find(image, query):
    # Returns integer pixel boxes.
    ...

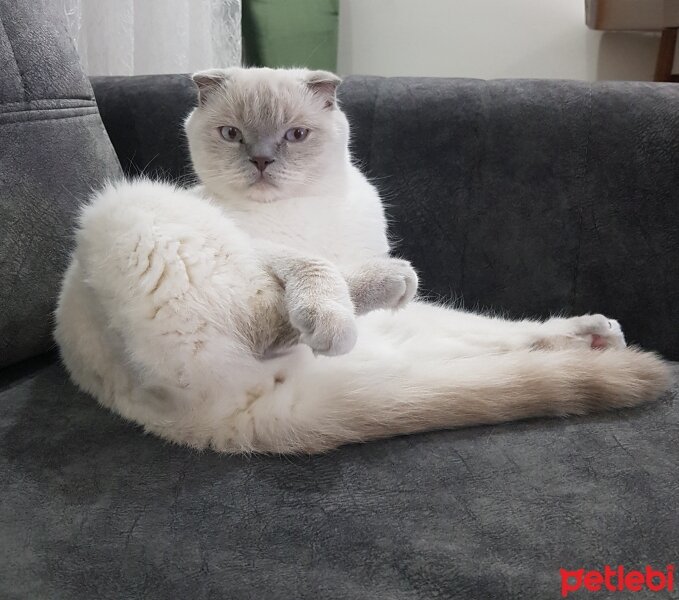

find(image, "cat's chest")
[223,196,388,265]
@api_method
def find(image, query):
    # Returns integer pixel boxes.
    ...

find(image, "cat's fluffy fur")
[54,67,670,454]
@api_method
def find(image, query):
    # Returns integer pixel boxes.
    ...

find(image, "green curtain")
[242,0,339,71]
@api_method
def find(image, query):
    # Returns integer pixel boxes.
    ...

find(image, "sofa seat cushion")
[1,356,677,599]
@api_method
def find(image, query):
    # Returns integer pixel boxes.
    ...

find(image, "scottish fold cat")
[54,68,669,453]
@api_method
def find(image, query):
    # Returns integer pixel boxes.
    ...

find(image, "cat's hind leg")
[377,302,627,355]
[55,259,133,408]
[229,334,670,454]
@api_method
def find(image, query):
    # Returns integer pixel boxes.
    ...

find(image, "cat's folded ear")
[305,70,342,109]
[192,68,230,106]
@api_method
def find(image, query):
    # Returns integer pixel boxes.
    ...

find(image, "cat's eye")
[284,127,310,142]
[219,126,242,142]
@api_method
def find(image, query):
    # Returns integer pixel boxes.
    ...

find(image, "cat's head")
[185,67,350,203]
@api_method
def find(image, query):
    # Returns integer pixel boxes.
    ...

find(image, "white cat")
[54,67,670,454]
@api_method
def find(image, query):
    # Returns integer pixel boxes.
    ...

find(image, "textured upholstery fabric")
[0,357,677,599]
[92,74,679,360]
[0,0,122,367]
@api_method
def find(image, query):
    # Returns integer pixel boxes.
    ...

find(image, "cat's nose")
[249,155,275,173]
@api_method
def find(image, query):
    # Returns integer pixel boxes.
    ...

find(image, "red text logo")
[560,565,674,597]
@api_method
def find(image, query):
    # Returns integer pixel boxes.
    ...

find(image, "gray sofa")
[1,2,678,599]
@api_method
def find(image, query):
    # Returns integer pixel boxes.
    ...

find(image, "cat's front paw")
[378,258,419,310]
[349,258,418,315]
[289,301,358,356]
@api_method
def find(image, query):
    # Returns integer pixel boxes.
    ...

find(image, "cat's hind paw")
[537,314,627,351]
[568,314,626,350]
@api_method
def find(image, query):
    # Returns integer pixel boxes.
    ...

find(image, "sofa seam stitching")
[0,104,98,117]
[0,99,96,111]
[0,109,101,125]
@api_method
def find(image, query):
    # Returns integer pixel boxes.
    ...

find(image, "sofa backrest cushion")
[93,74,679,360]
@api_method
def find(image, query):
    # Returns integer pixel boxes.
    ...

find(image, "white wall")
[337,0,669,81]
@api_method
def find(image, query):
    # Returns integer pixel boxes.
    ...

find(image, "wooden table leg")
[654,27,678,82]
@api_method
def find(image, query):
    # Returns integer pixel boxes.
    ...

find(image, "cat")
[54,67,670,454]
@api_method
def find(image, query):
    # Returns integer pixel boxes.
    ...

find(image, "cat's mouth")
[245,174,284,202]
[251,178,274,189]
[250,173,276,188]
